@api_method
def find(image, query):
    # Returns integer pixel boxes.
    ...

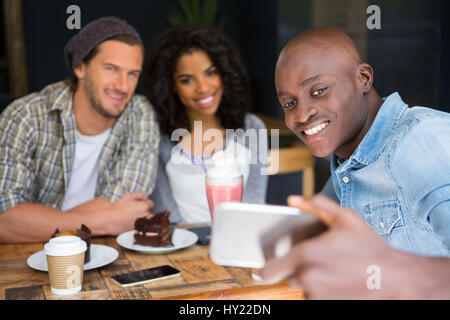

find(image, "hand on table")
[106,192,154,235]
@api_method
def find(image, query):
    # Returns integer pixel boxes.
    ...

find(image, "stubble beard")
[83,76,126,119]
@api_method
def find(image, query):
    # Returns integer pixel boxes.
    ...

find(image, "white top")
[166,140,251,223]
[61,129,111,211]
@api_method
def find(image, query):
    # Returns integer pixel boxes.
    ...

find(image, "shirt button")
[342,176,349,184]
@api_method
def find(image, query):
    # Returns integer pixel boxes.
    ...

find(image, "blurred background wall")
[1,0,449,115]
[278,0,450,115]
[1,0,449,202]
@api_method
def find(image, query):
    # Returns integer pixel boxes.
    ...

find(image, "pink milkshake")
[206,151,243,220]
[206,181,243,216]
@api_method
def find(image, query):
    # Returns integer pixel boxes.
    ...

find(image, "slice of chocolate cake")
[134,210,173,247]
[51,224,92,263]
[76,224,91,263]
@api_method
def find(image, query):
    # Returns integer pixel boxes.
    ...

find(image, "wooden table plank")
[0,257,39,275]
[109,286,152,300]
[148,279,241,299]
[0,269,49,289]
[5,285,45,300]
[45,288,112,300]
[0,231,304,300]
[168,245,233,284]
[0,243,43,259]
[124,249,173,271]
[82,269,108,291]
[154,282,304,300]
[225,266,261,287]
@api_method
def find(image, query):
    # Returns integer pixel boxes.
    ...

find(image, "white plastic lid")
[44,235,87,257]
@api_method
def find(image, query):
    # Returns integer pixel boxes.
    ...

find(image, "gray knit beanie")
[64,16,143,71]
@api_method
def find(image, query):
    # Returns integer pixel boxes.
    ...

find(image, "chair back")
[267,144,315,197]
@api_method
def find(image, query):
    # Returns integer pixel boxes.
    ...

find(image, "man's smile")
[302,120,330,136]
[105,89,127,104]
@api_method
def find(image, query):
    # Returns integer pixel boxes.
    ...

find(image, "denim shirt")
[328,92,450,257]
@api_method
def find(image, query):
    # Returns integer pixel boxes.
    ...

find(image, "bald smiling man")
[275,27,450,257]
[260,27,450,299]
[276,28,381,160]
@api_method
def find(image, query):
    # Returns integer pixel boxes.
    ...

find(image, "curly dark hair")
[144,25,251,135]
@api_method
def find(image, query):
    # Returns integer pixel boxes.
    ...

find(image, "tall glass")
[206,174,243,221]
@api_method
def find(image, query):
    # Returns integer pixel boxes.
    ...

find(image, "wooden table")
[0,225,304,300]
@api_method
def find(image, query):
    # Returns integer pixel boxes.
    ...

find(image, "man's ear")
[357,63,374,93]
[73,62,86,80]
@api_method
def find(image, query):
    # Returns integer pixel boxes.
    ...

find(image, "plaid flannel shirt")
[0,81,160,212]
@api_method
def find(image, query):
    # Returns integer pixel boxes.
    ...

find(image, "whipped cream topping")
[207,150,242,180]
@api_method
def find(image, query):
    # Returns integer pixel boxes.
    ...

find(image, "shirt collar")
[47,81,134,136]
[48,82,74,114]
[345,92,408,166]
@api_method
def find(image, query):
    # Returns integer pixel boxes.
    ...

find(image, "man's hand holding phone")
[260,194,421,299]
[209,202,327,269]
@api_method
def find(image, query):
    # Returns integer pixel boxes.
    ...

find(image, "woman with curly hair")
[145,25,268,223]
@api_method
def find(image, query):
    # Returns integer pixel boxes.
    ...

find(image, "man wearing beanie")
[0,17,159,242]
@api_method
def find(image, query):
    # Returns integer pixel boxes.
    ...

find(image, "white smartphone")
[110,265,181,288]
[210,202,327,268]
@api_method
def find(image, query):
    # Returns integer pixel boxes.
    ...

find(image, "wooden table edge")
[148,281,304,300]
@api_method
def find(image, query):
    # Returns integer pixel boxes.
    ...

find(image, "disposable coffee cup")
[44,235,87,295]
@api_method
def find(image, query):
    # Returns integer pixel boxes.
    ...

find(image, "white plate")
[27,244,119,272]
[116,228,198,254]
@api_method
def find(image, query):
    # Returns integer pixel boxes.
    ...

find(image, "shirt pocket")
[363,200,404,235]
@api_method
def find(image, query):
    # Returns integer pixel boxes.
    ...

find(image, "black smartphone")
[188,226,211,245]
[110,265,181,288]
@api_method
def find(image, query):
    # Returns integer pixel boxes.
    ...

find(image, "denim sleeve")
[427,195,450,249]
[391,116,450,249]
